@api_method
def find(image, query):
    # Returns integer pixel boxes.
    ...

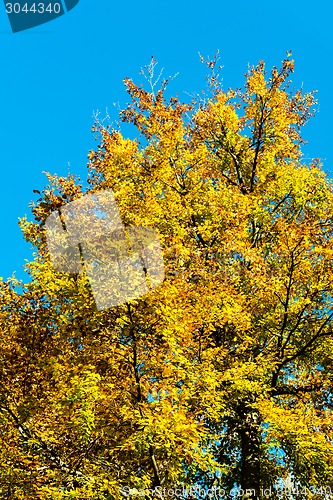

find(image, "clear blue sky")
[0,0,332,282]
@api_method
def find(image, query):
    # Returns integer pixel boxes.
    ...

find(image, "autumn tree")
[1,54,333,499]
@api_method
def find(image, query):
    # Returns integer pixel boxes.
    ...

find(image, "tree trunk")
[235,403,261,498]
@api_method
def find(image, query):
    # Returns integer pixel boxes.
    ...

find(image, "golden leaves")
[1,55,332,495]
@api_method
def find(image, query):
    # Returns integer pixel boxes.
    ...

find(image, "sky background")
[0,0,332,282]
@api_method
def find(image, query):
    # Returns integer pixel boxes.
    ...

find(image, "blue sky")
[0,0,332,282]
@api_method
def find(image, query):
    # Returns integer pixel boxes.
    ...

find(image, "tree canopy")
[1,54,333,499]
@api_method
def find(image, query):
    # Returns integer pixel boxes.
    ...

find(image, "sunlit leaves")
[0,55,332,496]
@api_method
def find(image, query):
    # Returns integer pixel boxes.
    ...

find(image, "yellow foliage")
[0,55,332,496]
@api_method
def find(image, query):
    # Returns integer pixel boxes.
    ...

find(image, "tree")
[1,54,333,499]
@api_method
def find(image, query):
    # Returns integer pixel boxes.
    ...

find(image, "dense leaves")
[1,55,333,498]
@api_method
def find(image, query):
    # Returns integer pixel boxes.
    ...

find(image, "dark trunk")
[239,411,261,498]
[228,402,261,498]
